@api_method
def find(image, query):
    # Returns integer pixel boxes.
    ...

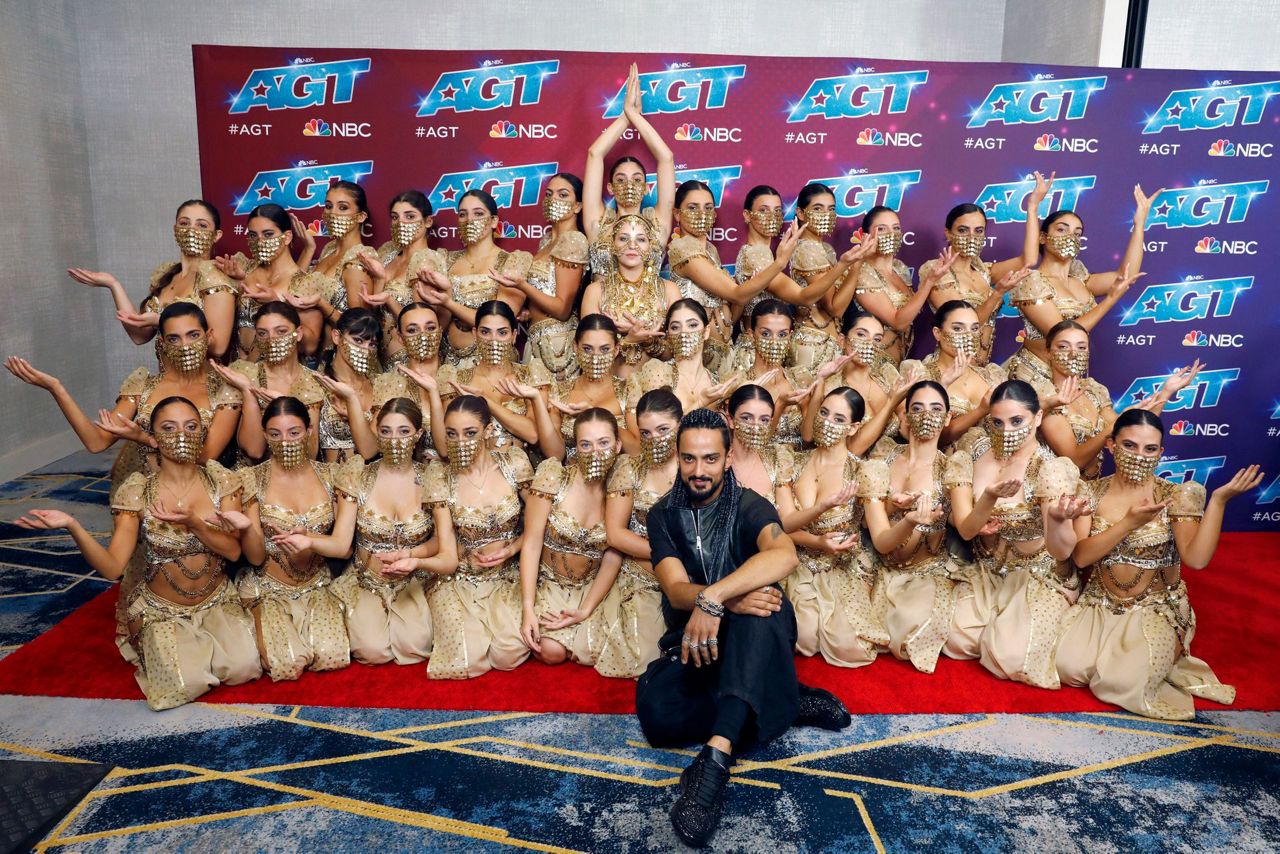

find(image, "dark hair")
[445,394,491,426]
[176,199,221,231]
[1046,319,1088,345]
[573,406,620,440]
[1041,209,1081,234]
[159,301,208,333]
[329,180,369,218]
[750,298,794,329]
[574,313,618,341]
[261,395,312,429]
[906,380,950,411]
[253,300,300,328]
[459,189,499,216]
[636,388,683,423]
[150,395,200,424]
[842,306,884,336]
[323,307,382,377]
[861,205,896,234]
[678,407,731,452]
[475,300,518,329]
[945,203,985,230]
[247,203,292,235]
[664,298,708,329]
[727,383,775,415]
[609,156,646,181]
[932,299,978,329]
[1111,408,1164,439]
[823,386,866,423]
[548,172,585,231]
[390,189,433,218]
[675,179,713,208]
[796,182,835,211]
[990,379,1041,413]
[396,301,439,332]
[743,184,782,210]
[377,397,423,431]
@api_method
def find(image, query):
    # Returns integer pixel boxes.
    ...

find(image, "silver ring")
[707,638,719,647]
[682,635,693,646]
[696,640,709,649]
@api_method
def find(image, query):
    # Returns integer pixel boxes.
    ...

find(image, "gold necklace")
[161,473,201,509]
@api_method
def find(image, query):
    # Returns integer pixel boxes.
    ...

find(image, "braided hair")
[667,409,741,583]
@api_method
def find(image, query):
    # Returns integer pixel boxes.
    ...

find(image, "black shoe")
[795,683,852,731]
[670,744,732,848]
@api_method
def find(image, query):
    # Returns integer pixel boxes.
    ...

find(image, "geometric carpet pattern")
[1,452,1277,852]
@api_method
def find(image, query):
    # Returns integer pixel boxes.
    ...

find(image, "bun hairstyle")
[906,380,951,411]
[727,383,775,415]
[261,395,312,428]
[636,388,683,423]
[989,379,1041,413]
[445,394,492,426]
[1111,407,1164,439]
[944,203,984,229]
[823,386,866,423]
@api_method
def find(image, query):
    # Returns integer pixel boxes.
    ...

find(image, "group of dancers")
[8,67,1262,734]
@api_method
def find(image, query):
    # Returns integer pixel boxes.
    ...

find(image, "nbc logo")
[490,121,517,138]
[487,119,557,139]
[1207,137,1273,158]
[1183,331,1209,346]
[1034,133,1062,151]
[849,228,868,243]
[1015,328,1028,343]
[305,219,326,236]
[675,123,704,141]
[857,129,885,146]
[303,118,331,137]
[1182,329,1245,347]
[1195,237,1221,254]
[500,222,517,238]
[1208,139,1235,157]
[1194,235,1257,255]
[1169,420,1193,436]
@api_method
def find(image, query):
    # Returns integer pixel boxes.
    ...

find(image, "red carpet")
[0,532,1275,715]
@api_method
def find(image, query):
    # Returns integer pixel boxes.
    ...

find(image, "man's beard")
[685,473,721,502]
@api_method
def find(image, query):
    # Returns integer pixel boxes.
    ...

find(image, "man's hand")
[725,586,782,617]
[681,607,720,667]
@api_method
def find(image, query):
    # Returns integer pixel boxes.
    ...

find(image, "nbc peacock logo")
[1015,328,1028,343]
[675,123,704,141]
[489,121,518,138]
[303,118,331,137]
[305,219,326,236]
[1182,330,1209,347]
[1168,420,1194,436]
[856,128,885,146]
[849,228,868,243]
[1208,139,1236,157]
[1033,133,1062,151]
[499,221,517,238]
[1194,236,1222,254]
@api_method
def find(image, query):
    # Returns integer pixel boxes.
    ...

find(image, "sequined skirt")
[237,567,350,681]
[331,563,433,665]
[871,553,966,674]
[975,549,1079,689]
[590,559,663,679]
[783,548,886,668]
[533,562,600,663]
[427,560,527,679]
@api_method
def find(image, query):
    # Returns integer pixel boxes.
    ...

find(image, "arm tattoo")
[763,522,784,541]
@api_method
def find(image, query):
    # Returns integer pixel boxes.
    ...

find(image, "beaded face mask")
[447,435,482,471]
[734,421,772,452]
[458,217,491,246]
[681,209,716,235]
[1051,350,1090,378]
[1113,445,1160,483]
[1045,233,1082,259]
[247,233,287,264]
[341,338,376,376]
[173,225,215,257]
[906,409,946,441]
[671,330,703,360]
[322,211,357,239]
[849,338,878,366]
[391,220,423,247]
[378,434,418,466]
[162,338,208,374]
[402,329,441,362]
[542,197,574,224]
[985,419,1033,459]
[750,210,782,237]
[576,349,613,381]
[641,432,676,465]
[261,331,298,365]
[478,338,512,366]
[755,335,790,366]
[803,208,836,236]
[948,233,984,258]
[267,437,307,469]
[876,232,904,256]
[946,331,979,359]
[813,415,848,448]
[155,428,205,464]
[577,447,617,482]
[612,176,646,208]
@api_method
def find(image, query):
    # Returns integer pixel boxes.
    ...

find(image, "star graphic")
[1166,103,1184,119]
[1154,201,1172,217]
[440,84,458,101]
[982,196,1000,213]
[440,186,458,203]
[991,96,1009,113]
[251,82,269,99]
[255,182,273,201]
[1132,389,1150,402]
[810,91,829,108]
[1143,297,1159,311]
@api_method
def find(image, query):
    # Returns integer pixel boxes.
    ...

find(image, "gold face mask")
[261,331,298,365]
[155,428,205,464]
[945,331,979,359]
[750,210,783,237]
[341,338,376,376]
[876,232,904,256]
[641,432,676,466]
[734,421,772,452]
[392,220,423,247]
[267,437,307,469]
[173,225,216,257]
[804,208,836,236]
[906,409,946,441]
[576,349,613,381]
[849,338,878,366]
[323,211,357,239]
[985,419,1034,459]
[1113,445,1160,483]
[1046,233,1082,259]
[379,433,418,467]
[612,176,646,208]
[447,435,482,471]
[162,338,208,374]
[402,329,441,362]
[478,338,511,366]
[671,330,703,360]
[948,233,983,258]
[247,233,287,264]
[577,447,617,482]
[1051,349,1090,378]
[458,216,491,246]
[755,335,790,366]
[813,415,848,448]
[681,209,716,235]
[542,197,574,224]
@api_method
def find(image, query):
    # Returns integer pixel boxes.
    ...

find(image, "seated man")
[637,408,851,848]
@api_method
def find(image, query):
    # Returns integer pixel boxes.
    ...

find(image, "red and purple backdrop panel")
[193,46,1280,530]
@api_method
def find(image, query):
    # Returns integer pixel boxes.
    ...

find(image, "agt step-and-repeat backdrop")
[193,46,1280,530]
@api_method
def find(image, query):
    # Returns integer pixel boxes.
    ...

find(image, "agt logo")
[1168,420,1231,437]
[1145,180,1269,229]
[1257,474,1280,505]
[1032,133,1099,153]
[234,160,373,214]
[1193,236,1258,255]
[1208,138,1274,157]
[1154,456,1227,485]
[417,60,559,116]
[787,70,928,123]
[967,75,1106,128]
[1182,330,1245,348]
[674,123,743,142]
[229,58,371,113]
[974,174,1095,223]
[1120,276,1252,326]
[427,161,558,211]
[640,165,742,208]
[856,128,923,147]
[603,64,746,118]
[302,118,371,138]
[1115,368,1239,412]
[797,170,920,218]
[488,120,558,139]
[1143,79,1280,133]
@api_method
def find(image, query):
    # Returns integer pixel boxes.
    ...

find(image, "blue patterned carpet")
[1,452,1277,852]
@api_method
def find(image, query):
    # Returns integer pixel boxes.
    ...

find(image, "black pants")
[635,601,799,749]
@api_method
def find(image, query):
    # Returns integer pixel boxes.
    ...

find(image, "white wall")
[1142,0,1280,70]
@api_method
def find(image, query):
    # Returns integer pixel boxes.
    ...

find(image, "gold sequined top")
[371,241,448,353]
[901,352,1007,418]
[792,451,865,543]
[531,458,608,563]
[1082,476,1205,574]
[606,453,671,540]
[1010,261,1094,343]
[855,259,916,356]
[240,460,336,579]
[335,456,448,589]
[438,361,551,449]
[234,263,329,333]
[668,235,725,310]
[140,259,238,315]
[318,391,372,454]
[741,446,797,508]
[528,230,589,298]
[446,445,533,578]
[228,360,326,408]
[446,249,534,318]
[920,257,996,361]
[734,242,778,320]
[946,446,1080,545]
[860,448,950,570]
[788,239,844,330]
[1045,377,1112,478]
[598,266,669,326]
[314,242,371,313]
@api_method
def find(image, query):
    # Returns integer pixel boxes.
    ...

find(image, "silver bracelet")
[695,590,725,618]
